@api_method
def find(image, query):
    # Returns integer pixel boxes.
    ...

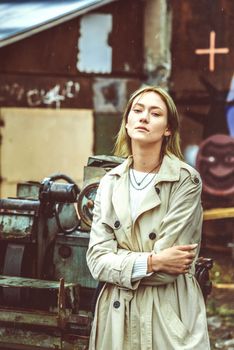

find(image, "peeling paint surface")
[54,231,97,289]
[93,78,127,112]
[0,213,33,239]
[77,13,112,73]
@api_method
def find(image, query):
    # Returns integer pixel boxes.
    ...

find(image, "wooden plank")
[0,309,58,327]
[0,275,74,289]
[214,283,234,289]
[203,207,234,220]
[0,327,61,349]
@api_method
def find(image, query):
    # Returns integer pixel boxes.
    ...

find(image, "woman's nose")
[139,112,149,123]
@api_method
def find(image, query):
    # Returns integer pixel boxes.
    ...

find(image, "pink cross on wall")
[195,31,229,71]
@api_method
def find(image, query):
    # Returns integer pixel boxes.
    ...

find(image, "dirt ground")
[204,250,234,350]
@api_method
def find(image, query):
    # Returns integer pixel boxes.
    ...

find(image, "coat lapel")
[133,154,181,222]
[111,161,132,231]
[133,186,161,224]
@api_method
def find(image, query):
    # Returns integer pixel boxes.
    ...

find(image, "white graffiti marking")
[42,85,65,108]
[63,81,80,98]
[27,89,43,106]
[0,81,81,108]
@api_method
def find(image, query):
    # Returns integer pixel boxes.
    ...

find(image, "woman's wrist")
[147,253,161,273]
[147,253,153,273]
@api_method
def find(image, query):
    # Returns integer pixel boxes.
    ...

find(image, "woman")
[86,86,210,350]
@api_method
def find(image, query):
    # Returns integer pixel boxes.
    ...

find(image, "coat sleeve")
[86,179,148,290]
[141,169,203,286]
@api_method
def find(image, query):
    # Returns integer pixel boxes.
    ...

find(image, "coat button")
[149,232,157,240]
[113,301,120,308]
[155,187,160,195]
[194,176,200,184]
[114,220,120,229]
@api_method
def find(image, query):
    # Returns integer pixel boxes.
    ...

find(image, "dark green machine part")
[0,156,122,349]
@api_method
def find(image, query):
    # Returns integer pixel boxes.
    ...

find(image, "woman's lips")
[135,126,149,132]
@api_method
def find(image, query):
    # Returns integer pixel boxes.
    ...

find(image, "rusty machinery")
[0,156,213,350]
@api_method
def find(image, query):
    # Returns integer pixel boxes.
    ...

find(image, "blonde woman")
[87,86,210,350]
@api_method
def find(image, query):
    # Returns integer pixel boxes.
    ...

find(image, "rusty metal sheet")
[170,0,234,95]
[0,74,93,109]
[0,1,143,77]
[0,16,81,76]
[108,0,144,75]
[0,74,141,109]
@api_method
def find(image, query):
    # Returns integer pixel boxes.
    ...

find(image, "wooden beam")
[203,207,234,221]
[214,283,234,289]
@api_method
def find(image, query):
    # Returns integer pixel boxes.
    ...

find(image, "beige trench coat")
[86,154,210,350]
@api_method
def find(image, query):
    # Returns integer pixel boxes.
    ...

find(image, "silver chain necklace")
[129,162,161,190]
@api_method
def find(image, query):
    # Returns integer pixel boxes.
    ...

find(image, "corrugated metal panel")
[0,0,117,47]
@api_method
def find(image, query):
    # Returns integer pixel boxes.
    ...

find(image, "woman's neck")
[131,145,162,172]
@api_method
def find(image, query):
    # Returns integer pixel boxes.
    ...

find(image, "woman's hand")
[147,244,197,274]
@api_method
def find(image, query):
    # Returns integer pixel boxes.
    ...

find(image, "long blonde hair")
[113,85,183,160]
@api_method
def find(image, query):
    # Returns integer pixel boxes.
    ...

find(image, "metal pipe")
[0,198,40,210]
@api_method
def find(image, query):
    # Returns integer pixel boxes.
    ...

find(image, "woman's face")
[125,91,171,147]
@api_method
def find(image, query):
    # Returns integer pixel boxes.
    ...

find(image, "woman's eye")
[151,112,159,117]
[133,108,142,113]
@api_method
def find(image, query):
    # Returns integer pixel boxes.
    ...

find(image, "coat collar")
[109,153,182,230]
[108,153,181,184]
[154,153,181,184]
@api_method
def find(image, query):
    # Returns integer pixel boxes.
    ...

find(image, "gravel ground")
[204,251,234,350]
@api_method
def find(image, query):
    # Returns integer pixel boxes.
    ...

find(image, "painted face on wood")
[196,134,234,197]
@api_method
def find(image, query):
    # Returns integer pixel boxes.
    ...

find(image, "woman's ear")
[164,127,171,136]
